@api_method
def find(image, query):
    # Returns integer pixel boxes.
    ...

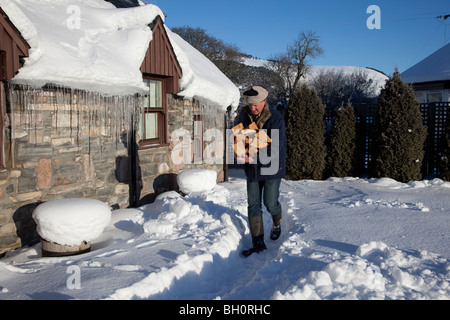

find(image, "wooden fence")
[326,102,450,177]
[420,102,449,176]
[228,102,449,178]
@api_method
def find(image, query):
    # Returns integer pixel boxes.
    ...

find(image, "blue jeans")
[246,178,282,218]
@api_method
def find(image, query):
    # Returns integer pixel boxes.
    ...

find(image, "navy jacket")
[237,105,287,181]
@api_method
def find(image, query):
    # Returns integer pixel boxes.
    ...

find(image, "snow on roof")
[0,0,240,111]
[0,0,161,95]
[106,0,142,8]
[401,43,450,84]
[166,28,240,111]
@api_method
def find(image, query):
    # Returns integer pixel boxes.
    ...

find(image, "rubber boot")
[242,215,266,257]
[270,212,282,240]
[248,215,264,239]
[242,235,267,257]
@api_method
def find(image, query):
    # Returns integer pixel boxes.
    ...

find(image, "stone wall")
[0,87,225,256]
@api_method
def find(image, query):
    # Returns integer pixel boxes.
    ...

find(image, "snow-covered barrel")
[32,198,111,257]
[40,239,92,257]
[176,169,217,194]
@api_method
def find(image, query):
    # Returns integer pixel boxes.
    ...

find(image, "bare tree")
[269,53,292,102]
[172,26,224,61]
[309,69,379,108]
[270,30,323,100]
[172,26,244,64]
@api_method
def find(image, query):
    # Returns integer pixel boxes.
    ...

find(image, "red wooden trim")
[0,7,30,80]
[0,8,29,55]
[140,17,182,93]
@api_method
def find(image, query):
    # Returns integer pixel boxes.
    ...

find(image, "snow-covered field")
[0,169,449,301]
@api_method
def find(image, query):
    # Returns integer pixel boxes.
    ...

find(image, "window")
[138,78,167,147]
[428,92,443,103]
[0,81,4,169]
[415,92,426,104]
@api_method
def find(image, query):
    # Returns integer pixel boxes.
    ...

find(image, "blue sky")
[149,0,450,76]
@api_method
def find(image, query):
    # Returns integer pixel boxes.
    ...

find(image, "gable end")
[141,16,182,94]
[0,7,30,80]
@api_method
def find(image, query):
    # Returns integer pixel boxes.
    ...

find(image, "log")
[232,122,271,158]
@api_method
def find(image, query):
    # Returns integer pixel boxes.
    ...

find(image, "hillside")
[242,57,388,94]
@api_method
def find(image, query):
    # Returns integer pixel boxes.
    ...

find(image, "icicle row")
[8,84,141,155]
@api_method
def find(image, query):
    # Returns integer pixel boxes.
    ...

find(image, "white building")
[401,43,450,103]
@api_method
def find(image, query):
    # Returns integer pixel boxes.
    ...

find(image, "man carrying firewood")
[234,85,287,257]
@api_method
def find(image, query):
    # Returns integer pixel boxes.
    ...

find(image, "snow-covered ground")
[0,169,449,300]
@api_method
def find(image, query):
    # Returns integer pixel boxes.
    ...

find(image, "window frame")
[0,51,5,169]
[1,51,5,81]
[193,114,203,163]
[427,92,443,103]
[0,80,4,170]
[139,76,168,148]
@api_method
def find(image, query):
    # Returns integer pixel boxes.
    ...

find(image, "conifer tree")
[286,84,326,179]
[371,69,427,182]
[328,103,358,177]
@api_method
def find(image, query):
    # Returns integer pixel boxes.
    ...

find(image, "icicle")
[7,82,141,158]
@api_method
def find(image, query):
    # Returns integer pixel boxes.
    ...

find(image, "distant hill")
[242,57,388,95]
[235,57,388,107]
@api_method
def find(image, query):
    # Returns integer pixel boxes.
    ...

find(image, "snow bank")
[108,186,243,299]
[273,238,449,300]
[32,198,111,246]
[143,192,194,237]
[176,169,217,194]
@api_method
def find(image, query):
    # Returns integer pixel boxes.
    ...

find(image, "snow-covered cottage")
[0,0,239,255]
[401,43,450,103]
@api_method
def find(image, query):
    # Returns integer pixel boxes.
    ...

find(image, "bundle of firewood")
[232,122,272,158]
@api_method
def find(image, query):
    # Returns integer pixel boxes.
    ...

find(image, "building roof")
[0,0,161,95]
[105,0,141,8]
[0,0,239,110]
[401,43,450,84]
